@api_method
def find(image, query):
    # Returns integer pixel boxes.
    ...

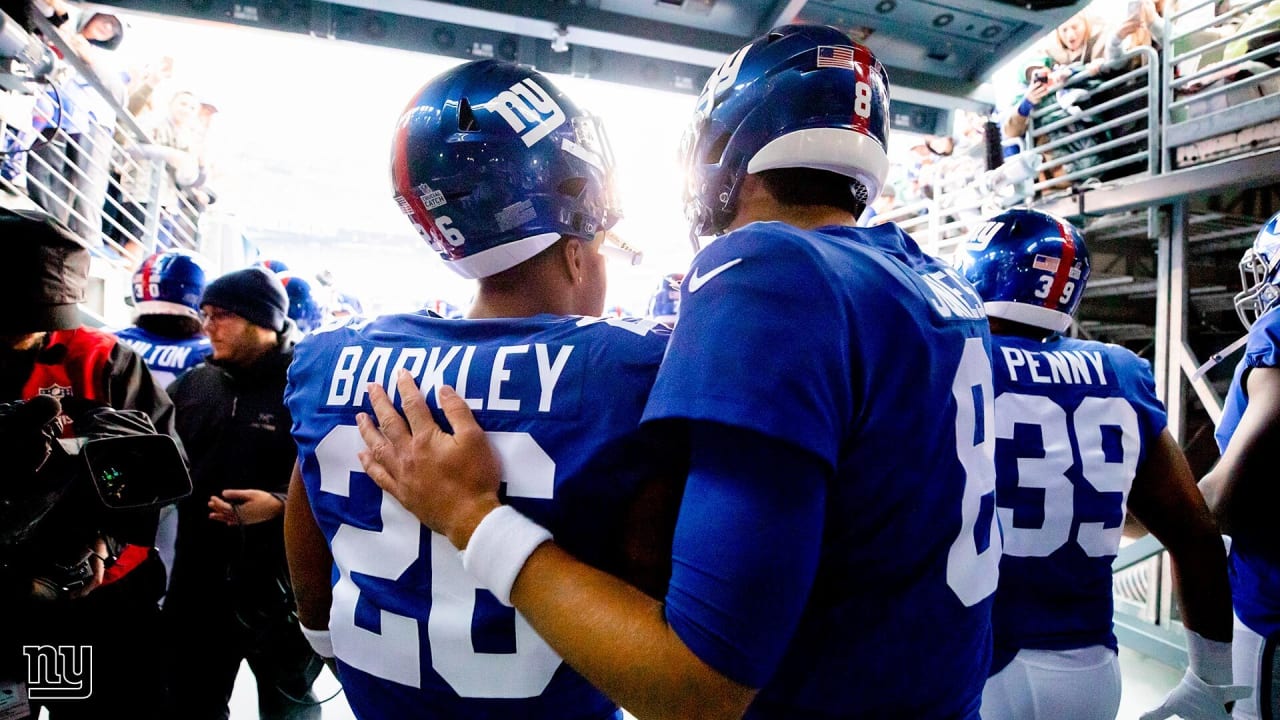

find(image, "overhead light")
[551,24,569,53]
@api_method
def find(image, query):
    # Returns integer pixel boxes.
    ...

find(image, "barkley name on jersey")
[286,310,669,720]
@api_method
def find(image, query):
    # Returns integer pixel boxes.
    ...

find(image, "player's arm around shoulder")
[357,373,758,720]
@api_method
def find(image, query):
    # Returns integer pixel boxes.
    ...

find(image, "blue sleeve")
[1245,310,1280,370]
[286,330,342,433]
[642,224,853,468]
[1110,346,1168,450]
[664,421,826,687]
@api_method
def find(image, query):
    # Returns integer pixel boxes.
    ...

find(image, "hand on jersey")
[356,369,503,550]
[1140,668,1251,720]
[208,489,284,525]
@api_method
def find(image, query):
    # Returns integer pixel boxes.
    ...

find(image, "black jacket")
[165,342,296,611]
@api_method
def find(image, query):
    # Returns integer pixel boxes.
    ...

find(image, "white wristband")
[1185,627,1233,686]
[461,505,552,607]
[300,625,334,659]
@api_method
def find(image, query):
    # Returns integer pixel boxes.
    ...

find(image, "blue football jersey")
[643,221,1001,719]
[113,325,212,388]
[1216,308,1280,639]
[987,334,1167,673]
[286,311,669,720]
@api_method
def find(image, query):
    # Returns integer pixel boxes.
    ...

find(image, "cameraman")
[0,207,175,718]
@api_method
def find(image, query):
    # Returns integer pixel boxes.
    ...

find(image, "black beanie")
[201,267,288,332]
[0,208,90,334]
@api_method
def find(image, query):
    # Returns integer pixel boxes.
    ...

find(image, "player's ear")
[559,235,585,284]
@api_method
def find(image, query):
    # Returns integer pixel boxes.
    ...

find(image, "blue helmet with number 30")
[956,208,1091,333]
[681,24,891,240]
[132,249,208,322]
[391,60,624,279]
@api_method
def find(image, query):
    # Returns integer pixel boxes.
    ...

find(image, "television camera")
[0,394,191,600]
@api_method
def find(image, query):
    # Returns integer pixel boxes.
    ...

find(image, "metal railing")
[1163,0,1280,167]
[1027,46,1161,195]
[1112,534,1188,669]
[1,12,206,266]
[879,15,1278,252]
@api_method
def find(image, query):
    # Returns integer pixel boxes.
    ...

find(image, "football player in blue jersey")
[282,60,673,720]
[1201,211,1280,720]
[116,250,214,387]
[278,272,327,334]
[957,208,1246,720]
[114,249,213,596]
[356,26,1004,719]
[645,272,683,327]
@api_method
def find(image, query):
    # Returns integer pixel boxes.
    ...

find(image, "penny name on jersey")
[998,346,1108,385]
[325,343,573,412]
[121,339,197,370]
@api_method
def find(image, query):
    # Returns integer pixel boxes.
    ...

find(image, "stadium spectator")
[112,88,201,257]
[26,11,127,242]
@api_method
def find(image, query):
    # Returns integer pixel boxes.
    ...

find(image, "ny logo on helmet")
[480,78,566,148]
[695,45,749,117]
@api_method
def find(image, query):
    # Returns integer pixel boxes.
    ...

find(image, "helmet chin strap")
[1189,334,1252,384]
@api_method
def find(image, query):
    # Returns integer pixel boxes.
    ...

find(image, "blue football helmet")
[132,250,209,322]
[278,273,326,333]
[259,259,290,274]
[391,59,622,279]
[646,272,684,325]
[681,25,891,241]
[956,208,1091,333]
[1234,211,1280,329]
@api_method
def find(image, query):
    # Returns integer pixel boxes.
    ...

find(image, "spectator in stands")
[927,110,998,226]
[1002,46,1106,194]
[31,0,74,28]
[1047,17,1105,79]
[1110,0,1168,57]
[26,11,127,242]
[172,100,220,242]
[112,89,201,258]
[1223,0,1280,64]
[861,181,898,226]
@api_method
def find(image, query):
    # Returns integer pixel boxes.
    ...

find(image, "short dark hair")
[756,168,868,219]
[479,236,568,291]
[136,314,202,339]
